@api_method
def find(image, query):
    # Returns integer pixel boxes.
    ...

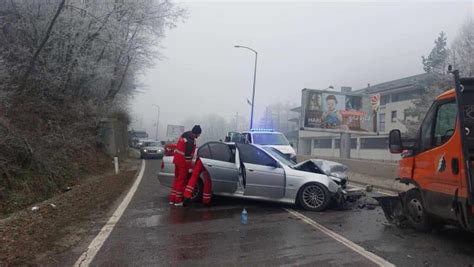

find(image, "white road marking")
[285,208,395,267]
[74,160,146,267]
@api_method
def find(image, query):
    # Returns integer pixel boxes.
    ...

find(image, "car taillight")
[161,161,164,170]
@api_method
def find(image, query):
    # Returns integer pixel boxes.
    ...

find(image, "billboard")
[301,89,374,133]
[166,125,185,138]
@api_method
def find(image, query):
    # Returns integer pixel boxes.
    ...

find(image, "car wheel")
[189,179,203,203]
[405,189,433,232]
[298,183,331,211]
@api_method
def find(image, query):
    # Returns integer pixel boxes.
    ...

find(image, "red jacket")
[164,143,177,156]
[173,131,196,166]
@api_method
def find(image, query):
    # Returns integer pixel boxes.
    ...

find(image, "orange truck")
[376,69,474,232]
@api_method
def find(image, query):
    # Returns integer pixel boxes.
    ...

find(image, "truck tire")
[298,183,331,211]
[405,189,433,232]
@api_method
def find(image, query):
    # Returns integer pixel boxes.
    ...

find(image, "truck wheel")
[405,189,433,232]
[298,183,331,211]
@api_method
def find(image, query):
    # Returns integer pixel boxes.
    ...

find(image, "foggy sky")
[131,0,473,140]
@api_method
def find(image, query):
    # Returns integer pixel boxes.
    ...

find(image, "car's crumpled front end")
[312,159,348,189]
[292,159,364,203]
[292,159,348,188]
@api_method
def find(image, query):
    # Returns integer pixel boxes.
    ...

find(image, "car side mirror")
[389,129,403,154]
[290,143,294,147]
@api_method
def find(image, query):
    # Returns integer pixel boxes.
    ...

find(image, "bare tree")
[259,102,299,134]
[451,18,474,76]
[0,0,186,212]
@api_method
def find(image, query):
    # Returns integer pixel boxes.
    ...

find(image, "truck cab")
[386,73,474,232]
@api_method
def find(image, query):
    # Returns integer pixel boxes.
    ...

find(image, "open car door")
[199,142,239,193]
[236,143,285,199]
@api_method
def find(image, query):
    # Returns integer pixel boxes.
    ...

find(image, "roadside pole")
[114,157,119,174]
[340,132,351,159]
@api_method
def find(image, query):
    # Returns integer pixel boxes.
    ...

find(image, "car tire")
[405,189,433,232]
[298,183,331,212]
[189,179,203,203]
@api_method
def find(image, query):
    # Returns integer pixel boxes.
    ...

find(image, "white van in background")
[228,129,297,162]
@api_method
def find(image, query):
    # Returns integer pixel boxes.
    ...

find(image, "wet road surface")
[87,159,474,266]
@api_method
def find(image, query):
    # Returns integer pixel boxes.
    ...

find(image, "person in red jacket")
[169,125,201,206]
[184,156,212,205]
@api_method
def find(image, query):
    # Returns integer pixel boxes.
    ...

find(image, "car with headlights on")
[140,141,164,159]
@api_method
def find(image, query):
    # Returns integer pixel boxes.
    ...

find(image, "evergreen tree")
[422,31,449,74]
[402,32,452,137]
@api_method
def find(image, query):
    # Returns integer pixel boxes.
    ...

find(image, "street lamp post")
[234,45,258,129]
[152,104,160,140]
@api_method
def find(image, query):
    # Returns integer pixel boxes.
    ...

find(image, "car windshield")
[134,132,148,138]
[144,142,159,147]
[252,133,290,146]
[262,147,296,167]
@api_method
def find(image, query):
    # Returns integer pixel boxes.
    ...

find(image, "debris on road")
[31,206,40,212]
[366,185,373,192]
[356,196,379,210]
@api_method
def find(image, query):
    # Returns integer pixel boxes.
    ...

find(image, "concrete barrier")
[297,155,411,192]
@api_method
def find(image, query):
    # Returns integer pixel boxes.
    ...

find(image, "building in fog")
[293,73,430,161]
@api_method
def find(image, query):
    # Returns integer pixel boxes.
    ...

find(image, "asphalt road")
[83,159,474,266]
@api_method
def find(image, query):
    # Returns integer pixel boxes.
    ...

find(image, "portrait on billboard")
[307,91,322,111]
[302,89,372,133]
[322,93,345,129]
[304,91,323,128]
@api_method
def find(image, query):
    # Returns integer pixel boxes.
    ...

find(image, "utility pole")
[234,45,258,129]
[235,112,239,131]
[152,104,160,140]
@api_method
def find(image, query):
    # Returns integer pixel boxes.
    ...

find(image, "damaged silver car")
[158,142,361,211]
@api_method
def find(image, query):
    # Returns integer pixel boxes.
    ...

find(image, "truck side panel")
[412,99,465,220]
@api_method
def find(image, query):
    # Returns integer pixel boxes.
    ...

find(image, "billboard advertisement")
[166,124,185,138]
[301,89,374,132]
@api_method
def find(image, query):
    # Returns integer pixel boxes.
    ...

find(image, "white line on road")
[74,160,146,267]
[285,208,395,267]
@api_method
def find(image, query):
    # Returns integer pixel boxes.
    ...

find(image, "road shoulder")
[0,159,141,266]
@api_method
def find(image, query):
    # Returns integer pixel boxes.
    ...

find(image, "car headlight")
[328,172,347,179]
[143,149,147,152]
[329,175,347,189]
